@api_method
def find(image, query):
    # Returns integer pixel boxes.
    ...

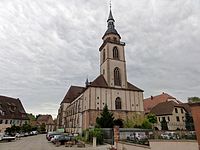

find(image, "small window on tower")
[113,47,119,59]
[103,49,105,62]
[114,67,121,86]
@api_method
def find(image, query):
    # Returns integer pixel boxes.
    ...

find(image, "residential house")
[143,92,180,114]
[0,95,29,132]
[36,115,55,132]
[150,101,188,130]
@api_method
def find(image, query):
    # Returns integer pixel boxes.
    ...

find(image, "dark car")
[53,135,72,145]
[46,132,62,141]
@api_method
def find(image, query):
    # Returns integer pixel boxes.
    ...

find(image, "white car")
[161,132,179,140]
[127,132,148,141]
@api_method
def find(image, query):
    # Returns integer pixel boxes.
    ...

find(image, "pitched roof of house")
[61,86,85,104]
[179,103,191,113]
[36,115,54,125]
[0,95,29,120]
[143,92,178,113]
[150,101,186,116]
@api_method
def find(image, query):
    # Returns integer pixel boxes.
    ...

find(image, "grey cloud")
[0,0,199,118]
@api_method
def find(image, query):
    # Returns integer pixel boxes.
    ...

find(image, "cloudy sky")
[0,0,199,118]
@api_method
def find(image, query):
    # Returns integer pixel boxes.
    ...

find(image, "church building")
[57,8,144,133]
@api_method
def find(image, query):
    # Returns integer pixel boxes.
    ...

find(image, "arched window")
[115,97,122,109]
[113,47,119,59]
[103,49,105,62]
[114,67,121,86]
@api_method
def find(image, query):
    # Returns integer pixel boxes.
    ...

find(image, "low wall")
[150,140,198,150]
[117,140,198,150]
[118,141,150,150]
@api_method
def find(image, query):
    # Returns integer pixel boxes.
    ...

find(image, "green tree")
[123,113,144,128]
[96,104,114,128]
[27,113,36,121]
[89,128,104,145]
[5,127,12,135]
[147,113,157,124]
[185,112,194,131]
[40,123,46,133]
[141,118,152,129]
[21,123,32,133]
[114,119,123,128]
[188,97,200,103]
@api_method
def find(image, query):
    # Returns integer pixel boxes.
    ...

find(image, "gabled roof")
[0,95,29,120]
[127,82,143,92]
[179,103,191,113]
[61,86,85,104]
[89,75,143,92]
[150,101,185,116]
[143,92,178,113]
[89,75,108,87]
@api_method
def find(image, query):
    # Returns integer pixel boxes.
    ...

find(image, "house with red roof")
[144,92,180,114]
[144,93,192,130]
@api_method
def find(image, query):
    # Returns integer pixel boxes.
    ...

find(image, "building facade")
[144,93,192,130]
[151,101,187,130]
[36,115,55,132]
[57,9,144,133]
[0,95,29,133]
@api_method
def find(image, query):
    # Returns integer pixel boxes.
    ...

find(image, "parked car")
[53,135,72,145]
[185,131,196,140]
[51,134,62,143]
[127,132,148,141]
[46,132,62,141]
[161,132,180,140]
[127,132,149,145]
[0,134,15,142]
[30,131,38,135]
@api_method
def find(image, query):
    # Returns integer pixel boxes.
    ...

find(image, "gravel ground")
[0,134,110,150]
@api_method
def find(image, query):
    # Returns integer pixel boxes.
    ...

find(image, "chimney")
[151,96,153,100]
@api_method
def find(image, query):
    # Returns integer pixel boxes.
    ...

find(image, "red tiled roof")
[0,95,29,120]
[143,93,177,113]
[61,86,85,104]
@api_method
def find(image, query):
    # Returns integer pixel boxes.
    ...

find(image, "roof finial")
[110,0,112,10]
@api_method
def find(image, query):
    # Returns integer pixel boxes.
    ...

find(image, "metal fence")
[101,128,114,145]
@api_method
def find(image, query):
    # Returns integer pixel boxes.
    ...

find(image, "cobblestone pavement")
[0,134,110,150]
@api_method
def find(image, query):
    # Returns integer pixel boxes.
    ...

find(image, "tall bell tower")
[99,7,128,88]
